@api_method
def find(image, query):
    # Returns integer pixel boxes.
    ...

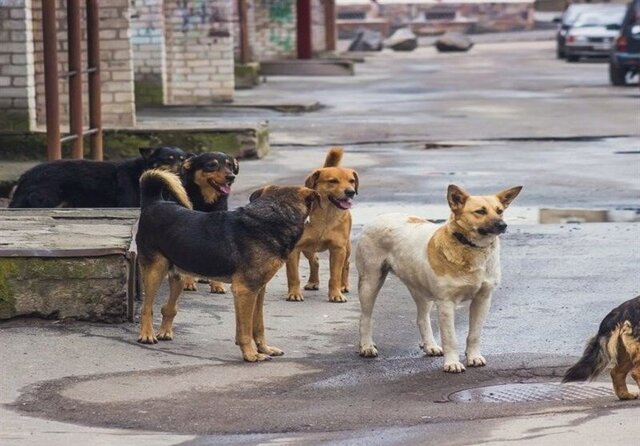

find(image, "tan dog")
[563,295,640,400]
[356,184,522,372]
[286,147,359,303]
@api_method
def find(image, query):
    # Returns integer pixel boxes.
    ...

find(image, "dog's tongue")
[338,198,353,210]
[219,184,231,195]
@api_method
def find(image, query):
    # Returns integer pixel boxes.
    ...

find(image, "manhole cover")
[449,382,613,403]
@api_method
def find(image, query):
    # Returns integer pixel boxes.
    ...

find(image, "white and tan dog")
[356,184,522,373]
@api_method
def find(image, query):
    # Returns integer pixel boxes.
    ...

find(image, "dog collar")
[453,232,480,249]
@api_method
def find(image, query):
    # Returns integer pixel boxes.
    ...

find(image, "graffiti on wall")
[266,0,294,53]
[179,0,230,38]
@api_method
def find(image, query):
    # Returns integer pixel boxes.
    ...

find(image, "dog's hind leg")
[358,263,389,358]
[328,246,348,303]
[303,250,320,291]
[253,286,284,357]
[340,239,351,294]
[466,287,493,367]
[157,270,184,341]
[437,300,465,373]
[611,347,638,400]
[138,255,169,344]
[286,249,305,301]
[411,293,442,356]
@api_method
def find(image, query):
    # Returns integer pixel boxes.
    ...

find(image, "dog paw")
[443,361,466,373]
[467,355,487,367]
[209,283,226,294]
[617,391,639,401]
[304,282,319,290]
[183,283,197,292]
[257,344,284,357]
[287,292,304,302]
[329,293,347,303]
[359,343,378,358]
[156,330,174,341]
[243,351,273,362]
[137,332,158,344]
[421,344,444,356]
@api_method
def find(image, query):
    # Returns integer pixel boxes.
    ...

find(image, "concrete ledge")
[0,209,139,322]
[235,62,261,89]
[260,59,355,76]
[0,121,270,160]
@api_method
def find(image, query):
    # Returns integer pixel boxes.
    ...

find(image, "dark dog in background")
[180,152,239,294]
[135,170,320,362]
[9,146,187,208]
[563,295,640,400]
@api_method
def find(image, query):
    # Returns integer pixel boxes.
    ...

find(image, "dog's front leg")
[466,287,493,367]
[286,249,304,301]
[437,300,465,373]
[328,247,348,302]
[253,287,284,357]
[303,250,320,290]
[340,239,351,293]
[232,279,270,362]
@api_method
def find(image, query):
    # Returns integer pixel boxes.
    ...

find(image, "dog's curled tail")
[140,169,192,210]
[562,329,621,383]
[324,147,344,167]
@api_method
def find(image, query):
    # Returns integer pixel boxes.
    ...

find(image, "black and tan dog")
[563,295,640,400]
[136,169,320,362]
[9,146,187,208]
[180,152,239,293]
[9,147,187,208]
[285,147,359,303]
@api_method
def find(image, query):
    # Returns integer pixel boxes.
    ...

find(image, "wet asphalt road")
[1,40,639,445]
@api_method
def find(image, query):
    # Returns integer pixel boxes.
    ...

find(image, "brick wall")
[163,0,234,104]
[131,0,166,106]
[0,0,36,132]
[253,0,297,60]
[30,0,136,128]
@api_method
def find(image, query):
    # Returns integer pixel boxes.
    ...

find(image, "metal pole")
[87,0,103,160]
[42,0,61,160]
[67,0,84,159]
[238,0,251,64]
[324,0,336,52]
[296,0,312,59]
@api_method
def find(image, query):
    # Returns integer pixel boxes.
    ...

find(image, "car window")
[572,9,626,27]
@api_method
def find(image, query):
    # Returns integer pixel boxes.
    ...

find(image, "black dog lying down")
[136,169,320,362]
[9,146,186,208]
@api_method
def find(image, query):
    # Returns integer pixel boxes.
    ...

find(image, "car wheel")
[566,54,579,62]
[609,62,627,86]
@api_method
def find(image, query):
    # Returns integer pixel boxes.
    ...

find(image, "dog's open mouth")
[329,196,353,210]
[208,179,233,195]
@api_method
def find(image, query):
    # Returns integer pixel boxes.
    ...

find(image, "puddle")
[351,203,640,226]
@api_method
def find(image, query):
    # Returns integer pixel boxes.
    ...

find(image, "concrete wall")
[0,0,37,132]
[131,0,166,106]
[163,0,235,104]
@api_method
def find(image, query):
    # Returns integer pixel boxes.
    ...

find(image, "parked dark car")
[609,0,640,86]
[556,3,624,59]
[564,6,626,62]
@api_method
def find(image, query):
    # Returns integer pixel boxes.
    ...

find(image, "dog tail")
[140,169,192,210]
[562,331,616,383]
[324,147,344,167]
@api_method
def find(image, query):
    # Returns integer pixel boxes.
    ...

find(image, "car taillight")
[567,35,575,43]
[616,36,628,52]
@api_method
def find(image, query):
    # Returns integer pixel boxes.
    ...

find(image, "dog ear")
[495,186,523,209]
[232,158,240,175]
[447,184,469,212]
[352,170,359,195]
[302,188,322,211]
[139,147,155,160]
[181,156,194,174]
[304,170,321,189]
[249,187,265,203]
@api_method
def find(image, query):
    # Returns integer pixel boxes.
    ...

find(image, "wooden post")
[324,0,336,52]
[296,0,312,59]
[42,0,61,160]
[238,0,251,64]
